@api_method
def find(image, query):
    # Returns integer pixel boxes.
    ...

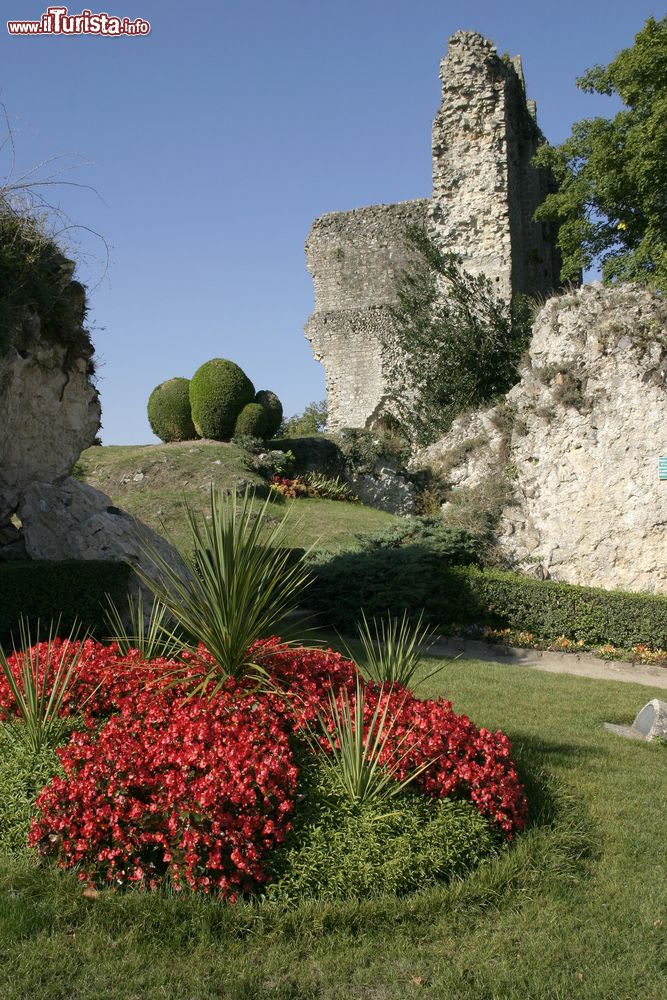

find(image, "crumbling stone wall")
[305,30,560,430]
[305,200,427,429]
[416,284,667,595]
[430,34,560,298]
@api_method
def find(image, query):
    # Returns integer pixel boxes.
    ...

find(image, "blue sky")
[0,1,661,444]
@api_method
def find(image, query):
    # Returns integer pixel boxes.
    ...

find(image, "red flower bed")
[4,638,527,894]
[362,685,527,835]
[29,684,297,896]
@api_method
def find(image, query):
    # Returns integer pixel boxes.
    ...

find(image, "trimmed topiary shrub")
[189,359,255,441]
[234,402,269,439]
[254,390,283,438]
[147,377,197,442]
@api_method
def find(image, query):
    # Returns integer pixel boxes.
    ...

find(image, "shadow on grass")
[0,759,597,954]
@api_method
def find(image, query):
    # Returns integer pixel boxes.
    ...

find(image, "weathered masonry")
[304,31,561,430]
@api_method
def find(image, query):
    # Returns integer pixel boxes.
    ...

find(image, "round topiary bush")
[234,402,270,440]
[147,378,197,442]
[189,359,255,441]
[254,390,283,438]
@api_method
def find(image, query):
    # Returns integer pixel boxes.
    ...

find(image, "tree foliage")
[385,226,532,447]
[280,399,327,437]
[534,16,667,289]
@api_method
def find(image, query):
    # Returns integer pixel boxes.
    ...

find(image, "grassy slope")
[1,660,665,1000]
[76,442,399,555]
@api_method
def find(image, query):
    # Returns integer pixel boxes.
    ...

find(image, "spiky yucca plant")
[136,487,313,692]
[103,591,184,661]
[0,619,89,753]
[351,610,439,688]
[313,678,433,807]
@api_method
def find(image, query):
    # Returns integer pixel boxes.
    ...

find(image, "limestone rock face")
[0,314,100,527]
[19,478,184,591]
[0,273,183,588]
[417,284,667,594]
[347,466,417,516]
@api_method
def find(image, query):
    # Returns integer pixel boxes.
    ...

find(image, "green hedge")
[442,566,667,649]
[0,560,131,648]
[308,550,667,649]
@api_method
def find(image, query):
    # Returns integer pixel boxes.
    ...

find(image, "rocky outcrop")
[0,243,182,588]
[19,478,183,592]
[417,284,667,594]
[346,466,417,516]
[0,308,100,533]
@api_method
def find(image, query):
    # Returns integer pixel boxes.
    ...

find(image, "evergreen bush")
[0,561,130,647]
[309,549,667,649]
[189,359,255,441]
[254,389,283,438]
[265,754,496,902]
[234,402,270,439]
[146,377,197,442]
[0,727,61,856]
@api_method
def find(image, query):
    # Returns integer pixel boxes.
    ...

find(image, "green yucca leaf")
[349,610,441,689]
[310,677,434,807]
[0,617,91,754]
[103,591,184,661]
[134,486,314,689]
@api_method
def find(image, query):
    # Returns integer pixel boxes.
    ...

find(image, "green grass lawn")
[77,442,398,555]
[1,659,665,1000]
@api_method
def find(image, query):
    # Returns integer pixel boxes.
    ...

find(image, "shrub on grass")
[0,560,131,648]
[147,377,197,442]
[254,390,283,438]
[0,726,61,856]
[265,755,496,902]
[189,358,255,440]
[439,566,667,648]
[234,402,270,440]
[309,550,667,650]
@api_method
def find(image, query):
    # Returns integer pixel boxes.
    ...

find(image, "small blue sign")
[660,457,667,481]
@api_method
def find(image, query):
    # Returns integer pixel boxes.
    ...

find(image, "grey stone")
[416,283,667,595]
[604,699,667,741]
[346,466,416,515]
[19,477,185,597]
[304,31,560,431]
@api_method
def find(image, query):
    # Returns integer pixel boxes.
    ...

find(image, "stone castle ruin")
[304,31,561,430]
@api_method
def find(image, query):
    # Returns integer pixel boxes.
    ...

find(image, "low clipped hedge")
[442,566,667,649]
[308,550,667,649]
[0,560,131,647]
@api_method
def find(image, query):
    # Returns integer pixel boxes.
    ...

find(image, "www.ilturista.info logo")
[7,7,150,35]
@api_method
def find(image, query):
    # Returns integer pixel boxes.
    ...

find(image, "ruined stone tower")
[305,31,561,431]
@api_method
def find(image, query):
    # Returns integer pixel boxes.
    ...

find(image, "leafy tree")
[534,15,667,289]
[385,226,532,447]
[280,399,327,436]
